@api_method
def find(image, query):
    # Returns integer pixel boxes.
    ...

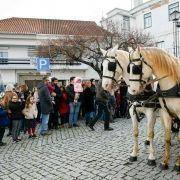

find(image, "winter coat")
[95,80,109,104]
[22,103,38,119]
[66,84,75,103]
[53,84,62,108]
[83,87,95,112]
[8,101,24,120]
[0,107,10,127]
[59,91,69,115]
[37,82,53,114]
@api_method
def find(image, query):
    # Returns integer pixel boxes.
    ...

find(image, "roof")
[0,17,105,36]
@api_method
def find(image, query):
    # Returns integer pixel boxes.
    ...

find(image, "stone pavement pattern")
[0,118,179,180]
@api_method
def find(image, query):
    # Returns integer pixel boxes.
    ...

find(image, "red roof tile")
[0,17,105,36]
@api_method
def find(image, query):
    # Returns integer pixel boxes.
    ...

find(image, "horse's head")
[101,45,123,91]
[128,47,153,95]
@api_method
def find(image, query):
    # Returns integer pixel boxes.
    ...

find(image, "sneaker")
[40,131,52,136]
[73,124,79,127]
[28,135,32,139]
[0,142,6,146]
[16,138,21,141]
[88,124,95,131]
[12,139,17,143]
[104,127,114,131]
[32,134,37,138]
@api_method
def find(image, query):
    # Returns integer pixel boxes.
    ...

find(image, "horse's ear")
[100,48,107,57]
[111,44,119,55]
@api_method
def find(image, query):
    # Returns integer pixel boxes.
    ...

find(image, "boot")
[104,120,113,131]
[88,121,95,131]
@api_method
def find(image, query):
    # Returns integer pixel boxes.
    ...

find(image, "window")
[156,41,165,49]
[0,52,8,64]
[144,12,152,28]
[123,16,130,30]
[169,2,179,20]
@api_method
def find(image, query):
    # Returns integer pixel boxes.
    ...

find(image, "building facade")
[0,17,102,88]
[101,0,180,57]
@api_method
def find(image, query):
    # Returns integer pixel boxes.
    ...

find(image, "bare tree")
[37,24,154,77]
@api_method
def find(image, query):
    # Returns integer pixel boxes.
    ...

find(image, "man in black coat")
[89,80,113,131]
[37,77,53,135]
[49,77,61,129]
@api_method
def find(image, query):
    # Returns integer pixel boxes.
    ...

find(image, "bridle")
[128,53,152,87]
[102,55,123,84]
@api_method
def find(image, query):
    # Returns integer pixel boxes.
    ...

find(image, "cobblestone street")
[0,118,179,180]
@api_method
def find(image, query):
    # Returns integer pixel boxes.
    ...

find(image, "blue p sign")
[36,58,50,71]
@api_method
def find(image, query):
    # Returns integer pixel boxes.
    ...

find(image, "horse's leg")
[145,108,156,166]
[174,114,180,172]
[129,105,139,162]
[160,110,172,170]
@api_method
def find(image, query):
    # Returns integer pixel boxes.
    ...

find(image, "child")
[8,95,23,143]
[74,77,83,103]
[22,96,38,138]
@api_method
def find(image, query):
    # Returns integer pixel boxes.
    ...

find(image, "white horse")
[101,46,158,166]
[128,47,180,171]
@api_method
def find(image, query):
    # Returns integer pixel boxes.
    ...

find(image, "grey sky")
[0,0,132,23]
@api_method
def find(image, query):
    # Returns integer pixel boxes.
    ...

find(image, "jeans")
[12,120,21,140]
[91,101,110,129]
[39,114,50,134]
[0,126,5,142]
[69,102,81,126]
[85,111,95,124]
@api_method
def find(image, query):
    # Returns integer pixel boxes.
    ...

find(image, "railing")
[0,58,81,65]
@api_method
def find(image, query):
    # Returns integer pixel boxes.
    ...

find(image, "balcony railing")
[0,58,81,65]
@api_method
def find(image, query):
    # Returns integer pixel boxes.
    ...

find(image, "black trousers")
[91,101,110,129]
[48,104,59,129]
[0,126,5,143]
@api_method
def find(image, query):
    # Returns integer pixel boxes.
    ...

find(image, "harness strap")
[162,98,177,118]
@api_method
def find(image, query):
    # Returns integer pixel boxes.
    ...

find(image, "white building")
[0,17,102,89]
[101,0,180,57]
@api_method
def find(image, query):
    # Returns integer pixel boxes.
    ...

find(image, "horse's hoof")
[144,140,150,146]
[147,159,156,166]
[129,156,137,162]
[174,165,180,172]
[159,163,169,170]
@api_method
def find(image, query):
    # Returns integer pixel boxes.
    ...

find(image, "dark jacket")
[96,80,109,104]
[8,101,24,120]
[0,107,10,127]
[83,87,95,112]
[37,82,53,114]
[66,84,75,103]
[52,84,62,109]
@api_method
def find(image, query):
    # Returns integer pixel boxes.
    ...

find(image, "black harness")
[128,53,152,86]
[102,56,123,83]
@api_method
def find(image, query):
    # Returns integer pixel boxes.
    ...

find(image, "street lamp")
[170,10,180,57]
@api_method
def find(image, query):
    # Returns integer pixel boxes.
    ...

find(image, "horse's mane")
[140,47,180,82]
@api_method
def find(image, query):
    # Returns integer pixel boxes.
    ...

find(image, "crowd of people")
[0,76,129,146]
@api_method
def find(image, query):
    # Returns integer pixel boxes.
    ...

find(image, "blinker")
[127,64,142,75]
[108,62,116,72]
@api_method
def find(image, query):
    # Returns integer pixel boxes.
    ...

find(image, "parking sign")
[36,58,50,71]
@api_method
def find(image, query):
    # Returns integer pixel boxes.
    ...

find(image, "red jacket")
[59,91,69,115]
